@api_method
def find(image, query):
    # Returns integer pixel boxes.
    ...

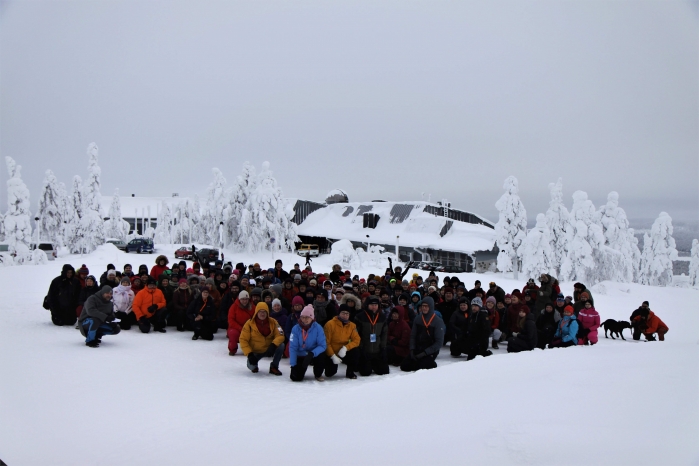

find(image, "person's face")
[257,310,268,320]
[475,282,480,287]
[241,278,249,286]
[147,284,156,290]
[399,298,407,306]
[299,284,306,292]
[251,295,260,304]
[445,292,453,301]
[511,296,519,304]
[486,302,494,309]
[642,303,649,310]
[124,266,132,273]
[316,294,326,302]
[285,282,292,289]
[346,299,355,308]
[339,310,350,320]
[391,312,399,321]
[368,303,379,313]
[519,310,526,317]
[179,282,187,289]
[179,264,185,270]
[489,284,495,290]
[524,295,531,301]
[230,286,239,294]
[293,304,303,312]
[497,303,505,310]
[201,291,209,300]
[102,292,112,300]
[505,298,511,304]
[412,295,420,303]
[300,315,313,325]
[162,280,169,287]
[585,302,592,308]
[459,303,468,312]
[564,309,573,316]
[86,278,94,287]
[134,279,142,286]
[239,297,250,307]
[272,303,281,312]
[381,295,389,302]
[471,305,480,312]
[159,260,165,266]
[545,306,553,313]
[275,263,282,269]
[420,302,430,314]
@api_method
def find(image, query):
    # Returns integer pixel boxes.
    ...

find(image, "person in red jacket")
[386,307,411,366]
[485,296,502,349]
[631,303,669,341]
[577,300,600,345]
[150,255,169,280]
[227,290,254,355]
[504,292,529,339]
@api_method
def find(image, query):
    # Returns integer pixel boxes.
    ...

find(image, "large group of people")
[45,250,669,381]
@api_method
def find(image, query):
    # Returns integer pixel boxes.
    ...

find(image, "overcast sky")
[1,0,697,224]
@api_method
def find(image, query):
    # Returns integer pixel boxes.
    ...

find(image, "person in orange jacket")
[227,290,254,355]
[239,302,286,376]
[323,306,361,379]
[630,301,669,341]
[132,277,168,333]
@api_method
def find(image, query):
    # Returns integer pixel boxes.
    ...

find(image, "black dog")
[601,319,631,340]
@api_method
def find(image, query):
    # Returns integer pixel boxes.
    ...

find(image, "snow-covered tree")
[521,213,555,279]
[65,176,86,253]
[545,178,571,276]
[104,190,129,240]
[628,228,642,282]
[560,191,605,284]
[689,239,699,288]
[154,201,173,244]
[638,212,678,286]
[4,157,33,263]
[79,143,105,252]
[225,162,256,249]
[595,191,638,283]
[204,168,227,245]
[36,169,64,245]
[494,176,527,273]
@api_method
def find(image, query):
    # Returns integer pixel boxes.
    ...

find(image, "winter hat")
[249,279,256,286]
[271,298,281,308]
[251,287,263,296]
[428,286,436,293]
[107,269,117,277]
[292,296,305,307]
[402,279,409,285]
[366,296,380,306]
[360,292,371,300]
[300,305,315,319]
[270,284,282,296]
[85,275,97,284]
[309,279,318,287]
[78,264,89,275]
[471,297,483,308]
[255,302,269,313]
[556,293,565,302]
[458,297,469,305]
[505,293,512,299]
[563,305,574,315]
[642,301,649,306]
[580,292,590,300]
[238,290,250,300]
[146,277,157,286]
[100,285,113,295]
[261,290,273,302]
[343,281,353,289]
[485,296,496,305]
[120,277,131,285]
[565,296,573,302]
[205,278,215,286]
[294,274,302,281]
[444,287,454,294]
[178,278,187,285]
[344,270,351,275]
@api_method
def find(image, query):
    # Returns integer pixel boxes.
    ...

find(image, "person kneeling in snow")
[187,288,217,340]
[506,307,537,353]
[289,306,327,382]
[400,297,445,372]
[240,302,286,376]
[79,286,120,348]
[577,300,600,345]
[354,296,390,376]
[132,277,168,333]
[113,276,136,330]
[549,306,578,348]
[630,302,668,341]
[323,306,361,379]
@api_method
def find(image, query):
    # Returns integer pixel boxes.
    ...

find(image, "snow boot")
[269,366,282,376]
[86,340,100,348]
[192,333,199,340]
[155,327,167,333]
[492,339,499,350]
[315,376,325,382]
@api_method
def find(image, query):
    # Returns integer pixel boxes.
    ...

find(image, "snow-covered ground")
[1,244,698,465]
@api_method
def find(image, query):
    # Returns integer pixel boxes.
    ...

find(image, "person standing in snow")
[47,264,82,326]
[289,306,327,382]
[79,286,121,347]
[400,296,445,372]
[549,306,578,348]
[113,276,136,330]
[577,300,600,345]
[132,277,168,333]
[630,302,669,341]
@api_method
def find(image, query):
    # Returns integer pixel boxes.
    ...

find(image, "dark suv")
[125,238,154,254]
[195,248,219,263]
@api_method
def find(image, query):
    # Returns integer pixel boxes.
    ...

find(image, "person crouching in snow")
[289,305,327,382]
[354,296,390,376]
[549,306,578,348]
[132,277,168,333]
[630,302,668,341]
[506,306,537,353]
[400,296,445,372]
[577,300,600,345]
[323,306,361,379]
[113,276,136,330]
[187,288,217,340]
[240,302,286,376]
[386,307,411,367]
[79,286,120,348]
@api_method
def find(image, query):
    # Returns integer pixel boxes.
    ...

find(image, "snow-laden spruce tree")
[521,213,555,279]
[66,176,86,253]
[154,201,172,244]
[689,239,699,287]
[638,212,678,286]
[545,178,570,276]
[595,191,638,282]
[560,191,605,283]
[79,143,105,252]
[245,161,299,252]
[628,228,642,282]
[37,169,65,245]
[4,157,33,263]
[205,168,228,245]
[494,176,527,273]
[226,162,257,249]
[191,195,203,243]
[104,190,130,240]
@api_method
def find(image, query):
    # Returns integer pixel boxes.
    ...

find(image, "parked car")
[125,238,154,254]
[106,239,127,251]
[297,244,320,257]
[417,261,445,272]
[442,264,466,273]
[195,248,219,263]
[30,242,57,261]
[175,247,193,260]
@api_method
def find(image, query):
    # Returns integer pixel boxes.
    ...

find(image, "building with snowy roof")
[100,194,190,235]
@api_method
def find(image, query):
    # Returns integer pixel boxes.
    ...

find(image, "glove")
[139,316,148,324]
[106,314,115,322]
[331,354,342,365]
[148,304,158,313]
[390,338,399,346]
[416,352,427,359]
[303,352,314,363]
[512,332,519,338]
[338,346,347,358]
[264,344,277,357]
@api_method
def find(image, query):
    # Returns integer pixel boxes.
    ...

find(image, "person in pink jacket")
[577,300,600,345]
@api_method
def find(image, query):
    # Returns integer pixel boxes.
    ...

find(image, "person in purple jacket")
[289,306,327,382]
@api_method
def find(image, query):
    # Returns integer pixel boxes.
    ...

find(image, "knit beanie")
[300,305,315,319]
[238,290,250,300]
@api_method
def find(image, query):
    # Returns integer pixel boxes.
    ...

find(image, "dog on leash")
[601,319,631,340]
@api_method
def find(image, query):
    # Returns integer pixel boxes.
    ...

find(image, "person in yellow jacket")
[132,277,168,333]
[323,306,361,379]
[240,302,286,376]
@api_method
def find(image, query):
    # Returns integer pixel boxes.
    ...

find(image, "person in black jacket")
[400,296,445,372]
[436,287,458,344]
[462,297,493,360]
[536,303,561,349]
[47,264,82,326]
[448,297,470,356]
[354,296,389,376]
[507,310,538,353]
[187,288,217,340]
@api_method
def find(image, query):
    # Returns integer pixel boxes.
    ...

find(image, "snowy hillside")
[0,244,697,465]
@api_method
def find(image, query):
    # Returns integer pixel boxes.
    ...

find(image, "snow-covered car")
[175,247,193,260]
[30,242,57,261]
[297,244,319,257]
[417,261,445,272]
[442,264,466,273]
[106,239,127,251]
[125,238,154,254]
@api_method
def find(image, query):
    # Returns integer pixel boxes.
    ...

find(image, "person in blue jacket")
[289,305,327,382]
[549,305,578,348]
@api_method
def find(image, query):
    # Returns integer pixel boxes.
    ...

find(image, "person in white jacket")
[112,276,136,330]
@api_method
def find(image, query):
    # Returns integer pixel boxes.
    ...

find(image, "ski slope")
[0,244,697,465]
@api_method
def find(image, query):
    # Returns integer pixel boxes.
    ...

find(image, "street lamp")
[366,234,370,251]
